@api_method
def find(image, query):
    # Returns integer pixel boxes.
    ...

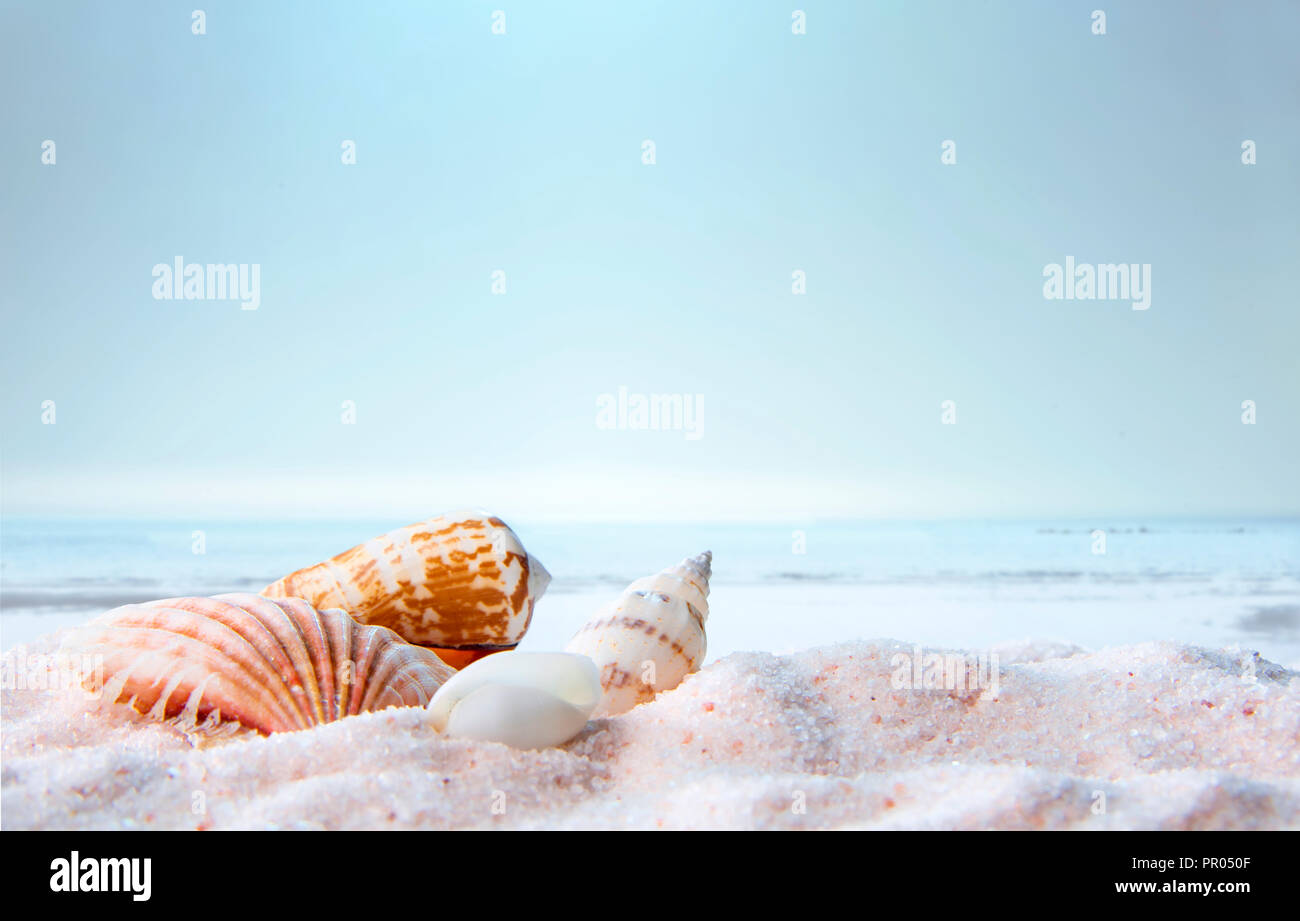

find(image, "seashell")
[262,511,551,666]
[564,551,711,717]
[60,593,455,738]
[427,652,601,749]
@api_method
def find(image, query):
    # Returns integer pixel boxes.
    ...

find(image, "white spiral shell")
[564,551,711,717]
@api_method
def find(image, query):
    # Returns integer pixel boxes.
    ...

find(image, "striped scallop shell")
[262,512,550,664]
[61,593,454,738]
[564,551,711,717]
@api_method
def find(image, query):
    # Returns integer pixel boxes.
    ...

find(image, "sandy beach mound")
[2,635,1296,829]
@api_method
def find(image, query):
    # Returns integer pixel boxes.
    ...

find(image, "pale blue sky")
[2,1,1297,521]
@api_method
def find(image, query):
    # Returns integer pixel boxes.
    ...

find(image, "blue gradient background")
[2,1,1297,521]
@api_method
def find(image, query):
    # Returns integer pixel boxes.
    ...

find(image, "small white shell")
[564,551,711,717]
[427,652,601,749]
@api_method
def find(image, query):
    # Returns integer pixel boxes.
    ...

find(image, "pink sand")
[2,632,1297,829]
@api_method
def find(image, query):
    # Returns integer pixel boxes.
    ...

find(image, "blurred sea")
[3,518,1298,667]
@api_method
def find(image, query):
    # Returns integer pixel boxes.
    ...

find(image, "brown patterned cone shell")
[261,512,551,649]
